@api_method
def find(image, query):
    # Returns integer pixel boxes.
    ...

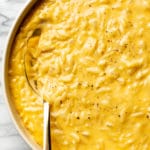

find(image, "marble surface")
[0,0,31,149]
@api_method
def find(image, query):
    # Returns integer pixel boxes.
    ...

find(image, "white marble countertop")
[0,0,31,149]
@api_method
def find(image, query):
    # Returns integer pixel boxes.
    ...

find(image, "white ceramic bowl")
[3,0,42,149]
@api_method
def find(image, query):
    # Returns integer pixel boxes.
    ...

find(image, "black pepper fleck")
[77,116,80,119]
[79,83,82,86]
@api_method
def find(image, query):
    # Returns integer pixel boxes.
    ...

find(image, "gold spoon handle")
[43,102,51,150]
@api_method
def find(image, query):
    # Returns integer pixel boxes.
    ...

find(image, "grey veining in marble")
[0,0,31,149]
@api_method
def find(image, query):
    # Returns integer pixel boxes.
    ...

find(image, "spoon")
[24,28,51,150]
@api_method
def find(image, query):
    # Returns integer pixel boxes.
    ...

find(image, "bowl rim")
[2,0,41,150]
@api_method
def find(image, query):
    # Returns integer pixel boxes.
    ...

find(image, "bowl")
[2,0,41,149]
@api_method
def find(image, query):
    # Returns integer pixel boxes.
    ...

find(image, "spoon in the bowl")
[24,29,51,150]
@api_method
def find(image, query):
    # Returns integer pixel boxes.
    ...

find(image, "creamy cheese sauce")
[9,0,150,149]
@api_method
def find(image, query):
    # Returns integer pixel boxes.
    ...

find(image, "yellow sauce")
[9,0,150,149]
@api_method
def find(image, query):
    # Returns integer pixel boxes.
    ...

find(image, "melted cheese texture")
[9,0,150,149]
